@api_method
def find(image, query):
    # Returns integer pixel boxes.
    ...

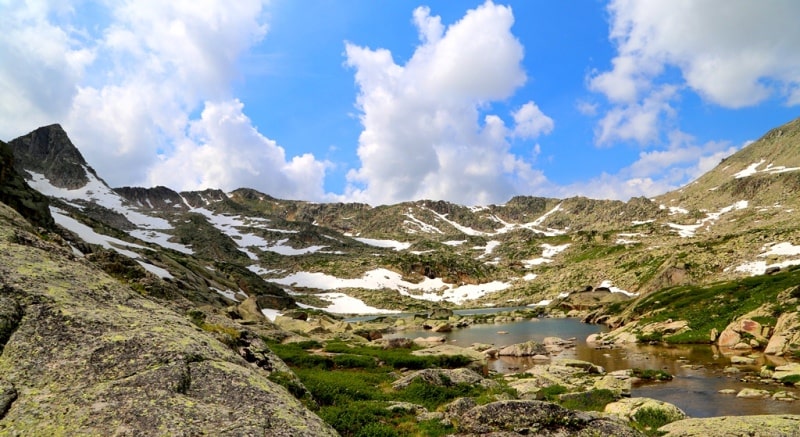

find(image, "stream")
[387,316,800,417]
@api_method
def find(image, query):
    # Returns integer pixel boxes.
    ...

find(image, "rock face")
[0,140,53,229]
[0,203,335,436]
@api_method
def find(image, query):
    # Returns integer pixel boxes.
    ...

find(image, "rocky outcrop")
[659,414,800,436]
[0,203,335,436]
[765,312,800,356]
[457,400,644,436]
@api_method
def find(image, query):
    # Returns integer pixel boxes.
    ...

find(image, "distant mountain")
[6,117,800,316]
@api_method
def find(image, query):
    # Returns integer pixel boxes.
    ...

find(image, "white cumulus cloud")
[590,0,800,145]
[0,0,330,199]
[344,1,551,205]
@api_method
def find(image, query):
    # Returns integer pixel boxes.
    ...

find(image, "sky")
[1,0,799,206]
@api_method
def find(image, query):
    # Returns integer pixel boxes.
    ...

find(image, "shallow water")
[391,318,800,417]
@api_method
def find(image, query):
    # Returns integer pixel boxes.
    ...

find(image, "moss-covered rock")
[659,414,800,436]
[457,399,644,436]
[0,203,335,436]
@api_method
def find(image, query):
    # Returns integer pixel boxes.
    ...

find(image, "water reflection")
[391,318,800,417]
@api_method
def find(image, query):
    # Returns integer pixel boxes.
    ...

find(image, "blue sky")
[1,1,799,205]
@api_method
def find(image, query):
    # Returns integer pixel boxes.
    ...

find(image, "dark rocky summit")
[8,124,102,189]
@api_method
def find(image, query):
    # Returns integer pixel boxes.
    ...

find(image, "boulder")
[412,336,446,345]
[427,307,454,320]
[0,203,336,436]
[457,400,644,436]
[717,327,741,348]
[411,344,486,364]
[765,312,800,356]
[736,388,770,398]
[772,363,800,381]
[431,322,452,333]
[772,391,799,401]
[391,368,485,390]
[730,355,756,365]
[605,397,686,423]
[593,374,632,396]
[659,415,800,436]
[497,340,547,357]
[553,358,605,374]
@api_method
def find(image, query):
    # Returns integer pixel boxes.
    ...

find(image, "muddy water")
[391,318,800,417]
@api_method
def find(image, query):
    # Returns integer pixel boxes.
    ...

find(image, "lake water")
[390,317,800,417]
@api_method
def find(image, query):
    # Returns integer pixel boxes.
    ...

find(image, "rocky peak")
[8,124,103,189]
[114,185,187,211]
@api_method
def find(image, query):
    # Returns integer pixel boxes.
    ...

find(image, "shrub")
[297,368,385,406]
[779,374,800,386]
[633,407,676,435]
[318,401,394,437]
[539,384,568,401]
[632,368,673,381]
[558,389,617,412]
[398,379,480,410]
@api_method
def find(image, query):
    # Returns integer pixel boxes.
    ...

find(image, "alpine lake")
[351,307,800,418]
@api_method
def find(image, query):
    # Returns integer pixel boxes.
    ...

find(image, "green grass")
[632,407,674,436]
[567,244,628,263]
[627,266,800,344]
[323,341,473,370]
[557,389,618,412]
[779,374,800,386]
[632,368,673,381]
[539,384,568,401]
[267,339,495,436]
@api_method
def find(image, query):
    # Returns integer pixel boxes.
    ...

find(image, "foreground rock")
[0,203,335,436]
[392,368,490,390]
[457,400,644,436]
[605,397,686,424]
[659,414,800,436]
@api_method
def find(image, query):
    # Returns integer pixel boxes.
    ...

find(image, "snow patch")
[261,308,283,321]
[734,159,800,179]
[137,260,174,279]
[598,280,638,297]
[354,237,412,251]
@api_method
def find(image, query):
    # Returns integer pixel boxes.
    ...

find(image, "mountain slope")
[5,118,800,316]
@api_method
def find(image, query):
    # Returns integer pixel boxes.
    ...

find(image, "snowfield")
[269,268,511,306]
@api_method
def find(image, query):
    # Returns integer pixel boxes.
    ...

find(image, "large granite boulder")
[457,400,644,436]
[0,203,335,436]
[659,415,800,436]
[498,340,548,357]
[605,397,686,424]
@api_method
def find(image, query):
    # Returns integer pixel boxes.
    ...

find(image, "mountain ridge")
[5,117,800,315]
